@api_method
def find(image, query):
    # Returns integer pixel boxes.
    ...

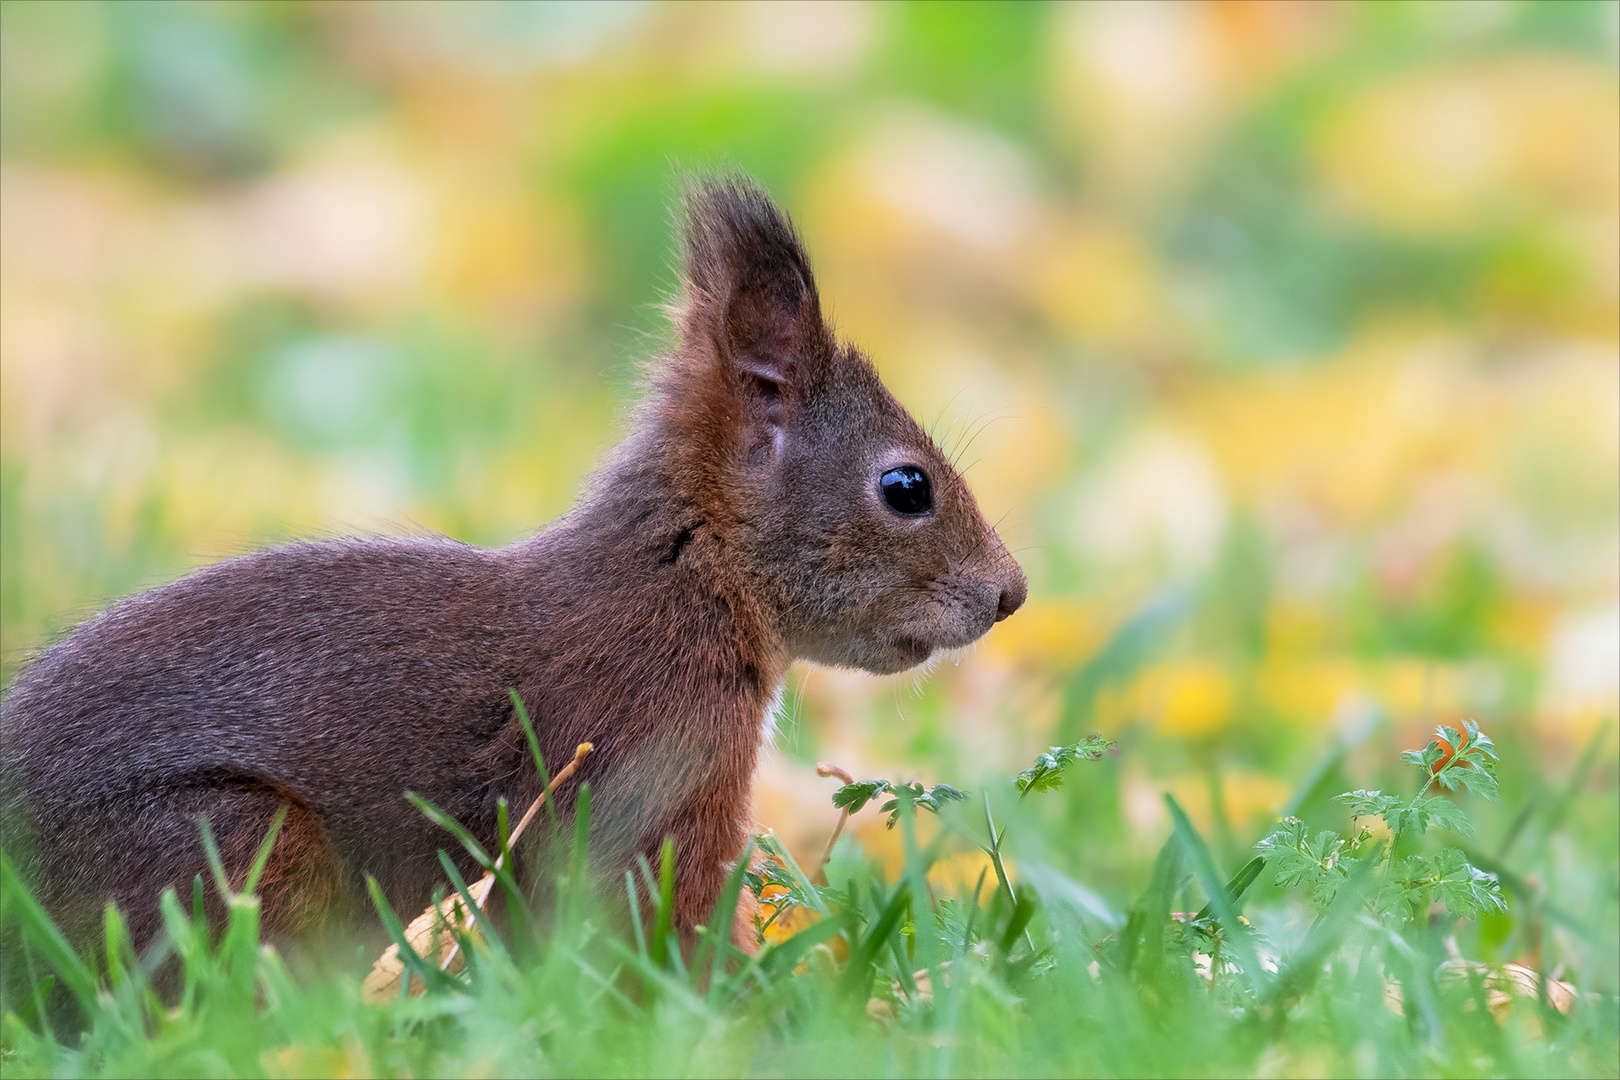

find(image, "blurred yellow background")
[2,1,1615,869]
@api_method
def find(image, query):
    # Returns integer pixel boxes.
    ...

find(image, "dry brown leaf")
[1384,959,1578,1025]
[362,876,494,1001]
[1438,958,1578,1017]
[364,742,593,1003]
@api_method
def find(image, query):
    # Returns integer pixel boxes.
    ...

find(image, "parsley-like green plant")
[741,858,822,938]
[829,778,968,829]
[818,738,1118,960]
[1256,719,1507,923]
[1014,734,1116,796]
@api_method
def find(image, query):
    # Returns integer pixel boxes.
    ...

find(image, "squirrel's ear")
[678,178,827,440]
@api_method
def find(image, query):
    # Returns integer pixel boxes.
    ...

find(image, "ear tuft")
[679,174,824,392]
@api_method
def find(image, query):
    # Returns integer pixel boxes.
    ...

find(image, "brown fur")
[0,176,1025,956]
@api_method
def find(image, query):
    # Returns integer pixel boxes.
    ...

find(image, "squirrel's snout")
[994,568,1027,623]
[982,530,1028,624]
[991,586,1017,621]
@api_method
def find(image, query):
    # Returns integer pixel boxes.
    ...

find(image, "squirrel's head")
[654,176,1026,676]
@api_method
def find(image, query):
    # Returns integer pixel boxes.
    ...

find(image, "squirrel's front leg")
[660,795,766,958]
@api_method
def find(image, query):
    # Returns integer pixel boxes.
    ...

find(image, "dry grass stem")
[813,762,855,884]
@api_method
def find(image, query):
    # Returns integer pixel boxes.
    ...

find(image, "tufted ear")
[678,177,828,461]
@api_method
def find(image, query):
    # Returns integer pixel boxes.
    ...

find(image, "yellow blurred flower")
[927,850,1002,905]
[1165,769,1292,835]
[1148,660,1236,738]
[1256,655,1360,724]
[1370,658,1446,721]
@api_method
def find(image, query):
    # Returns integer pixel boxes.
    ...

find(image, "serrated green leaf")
[1385,801,1429,837]
[917,783,967,813]
[1335,789,1398,818]
[879,782,969,828]
[1429,848,1507,919]
[1418,796,1474,837]
[831,779,891,814]
[1255,818,1350,909]
[1454,764,1500,802]
[1015,735,1115,795]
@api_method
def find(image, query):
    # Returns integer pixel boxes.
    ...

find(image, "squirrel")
[0,176,1027,959]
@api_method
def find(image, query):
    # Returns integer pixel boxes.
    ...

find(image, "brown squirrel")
[0,176,1026,957]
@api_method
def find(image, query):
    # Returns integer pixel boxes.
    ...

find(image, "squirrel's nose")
[994,576,1027,622]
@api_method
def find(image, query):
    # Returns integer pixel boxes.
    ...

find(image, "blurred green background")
[1,0,1615,976]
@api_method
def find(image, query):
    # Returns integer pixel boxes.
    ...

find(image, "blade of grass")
[436,850,509,962]
[693,839,754,992]
[0,852,96,1007]
[962,866,988,954]
[1377,916,1445,1049]
[1167,794,1264,996]
[840,883,910,999]
[998,895,1037,956]
[103,904,128,992]
[407,793,496,867]
[496,798,512,868]
[556,941,643,1015]
[651,838,677,970]
[1118,834,1179,980]
[195,814,234,901]
[240,805,288,897]
[625,871,648,959]
[99,912,156,1038]
[10,973,55,1036]
[1192,855,1267,923]
[509,690,559,833]
[158,888,201,1014]
[878,879,917,1000]
[601,935,710,1016]
[406,792,529,929]
[897,791,944,973]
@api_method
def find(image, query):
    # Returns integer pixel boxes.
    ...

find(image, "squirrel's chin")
[797,633,934,675]
[874,635,935,674]
[856,634,947,676]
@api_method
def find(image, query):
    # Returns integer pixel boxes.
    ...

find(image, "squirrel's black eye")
[880,465,933,516]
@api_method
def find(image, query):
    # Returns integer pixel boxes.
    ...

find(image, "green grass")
[2,711,1615,1079]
